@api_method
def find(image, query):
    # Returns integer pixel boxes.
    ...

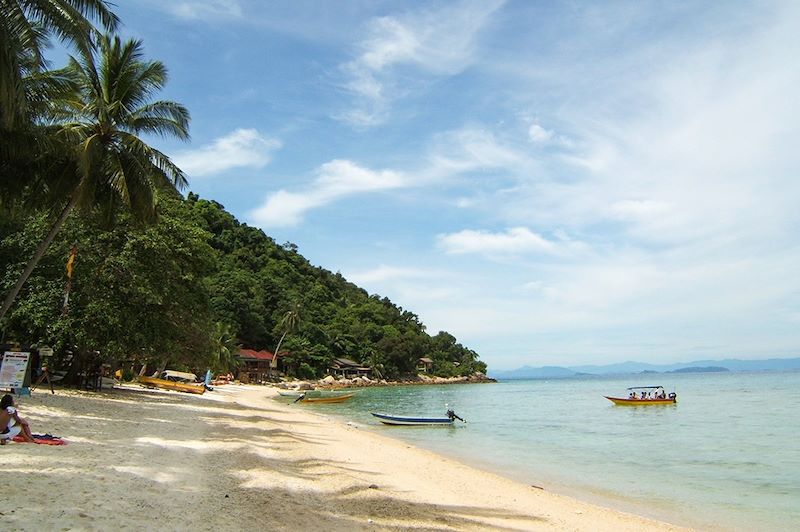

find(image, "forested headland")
[1,192,487,381]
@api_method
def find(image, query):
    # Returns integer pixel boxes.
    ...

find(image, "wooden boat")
[371,410,466,426]
[605,385,676,405]
[138,376,206,395]
[160,370,197,382]
[295,392,354,404]
[279,390,353,398]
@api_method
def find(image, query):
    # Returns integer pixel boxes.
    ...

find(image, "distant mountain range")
[488,357,800,380]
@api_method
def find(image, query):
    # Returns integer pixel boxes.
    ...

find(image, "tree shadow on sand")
[7,387,551,531]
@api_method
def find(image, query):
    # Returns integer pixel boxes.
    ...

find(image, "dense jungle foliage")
[0,193,487,380]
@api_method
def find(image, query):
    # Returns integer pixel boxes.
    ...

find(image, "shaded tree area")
[1,195,218,376]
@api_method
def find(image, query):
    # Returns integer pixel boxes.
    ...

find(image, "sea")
[297,371,800,531]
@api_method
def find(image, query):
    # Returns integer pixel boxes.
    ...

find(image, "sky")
[96,1,800,370]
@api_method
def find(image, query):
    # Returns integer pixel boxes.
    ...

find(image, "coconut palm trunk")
[270,305,301,375]
[0,194,78,321]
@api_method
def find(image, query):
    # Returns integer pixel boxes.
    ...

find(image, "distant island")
[668,366,729,374]
[489,357,799,380]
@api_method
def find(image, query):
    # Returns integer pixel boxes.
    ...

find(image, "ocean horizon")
[296,370,800,531]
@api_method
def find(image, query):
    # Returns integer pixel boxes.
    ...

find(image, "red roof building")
[237,348,276,362]
[236,349,278,383]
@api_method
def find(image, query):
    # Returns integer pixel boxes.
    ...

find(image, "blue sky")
[104,1,799,369]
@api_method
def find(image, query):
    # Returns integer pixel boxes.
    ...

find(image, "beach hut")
[329,358,372,379]
[417,357,434,373]
[235,349,279,383]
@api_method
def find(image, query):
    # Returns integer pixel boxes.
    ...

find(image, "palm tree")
[0,0,118,129]
[1,1,117,209]
[271,303,301,372]
[0,34,190,322]
[210,322,240,374]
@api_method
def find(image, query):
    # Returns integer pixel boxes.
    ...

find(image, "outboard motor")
[447,409,466,422]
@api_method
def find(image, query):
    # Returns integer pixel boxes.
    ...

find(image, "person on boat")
[629,391,636,399]
[0,394,35,444]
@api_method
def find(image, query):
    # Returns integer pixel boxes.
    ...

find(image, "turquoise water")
[301,371,800,531]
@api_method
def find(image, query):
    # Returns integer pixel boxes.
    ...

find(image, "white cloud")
[528,123,553,143]
[347,265,435,284]
[437,227,557,255]
[426,127,532,179]
[249,160,406,227]
[169,0,242,20]
[249,125,530,228]
[455,197,474,208]
[339,0,504,126]
[173,129,281,177]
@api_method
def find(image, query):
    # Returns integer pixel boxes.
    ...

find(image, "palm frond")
[129,101,190,139]
[116,131,189,190]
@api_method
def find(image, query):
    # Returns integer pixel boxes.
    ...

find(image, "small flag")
[66,245,77,279]
[63,245,78,314]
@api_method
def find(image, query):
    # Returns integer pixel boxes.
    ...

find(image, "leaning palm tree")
[271,303,301,373]
[0,34,190,322]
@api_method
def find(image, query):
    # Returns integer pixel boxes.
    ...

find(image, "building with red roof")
[236,348,279,383]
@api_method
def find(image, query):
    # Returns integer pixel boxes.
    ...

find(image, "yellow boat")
[138,376,206,395]
[604,386,676,405]
[295,392,354,404]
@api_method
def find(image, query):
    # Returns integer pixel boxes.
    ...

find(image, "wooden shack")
[329,357,372,379]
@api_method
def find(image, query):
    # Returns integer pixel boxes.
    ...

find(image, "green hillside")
[0,192,486,381]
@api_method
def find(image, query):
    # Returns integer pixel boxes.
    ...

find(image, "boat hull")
[138,376,206,395]
[298,393,354,404]
[371,412,454,425]
[604,396,675,406]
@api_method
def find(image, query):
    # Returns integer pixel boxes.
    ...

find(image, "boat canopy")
[625,385,665,390]
[161,370,197,382]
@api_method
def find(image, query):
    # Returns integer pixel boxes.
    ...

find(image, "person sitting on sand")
[0,394,35,444]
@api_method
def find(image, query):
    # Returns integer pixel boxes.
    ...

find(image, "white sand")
[1,384,692,531]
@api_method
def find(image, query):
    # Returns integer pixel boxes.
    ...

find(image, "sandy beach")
[1,384,691,531]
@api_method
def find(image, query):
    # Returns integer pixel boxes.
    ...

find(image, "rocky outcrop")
[275,371,495,391]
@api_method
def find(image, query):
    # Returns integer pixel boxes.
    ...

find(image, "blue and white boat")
[371,410,466,426]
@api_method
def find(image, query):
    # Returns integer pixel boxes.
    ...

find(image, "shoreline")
[283,372,497,391]
[2,384,691,531]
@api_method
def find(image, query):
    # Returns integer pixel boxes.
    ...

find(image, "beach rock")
[320,375,336,385]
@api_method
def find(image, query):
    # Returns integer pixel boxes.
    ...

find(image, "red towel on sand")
[12,434,67,445]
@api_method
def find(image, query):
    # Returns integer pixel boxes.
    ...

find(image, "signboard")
[0,351,31,388]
